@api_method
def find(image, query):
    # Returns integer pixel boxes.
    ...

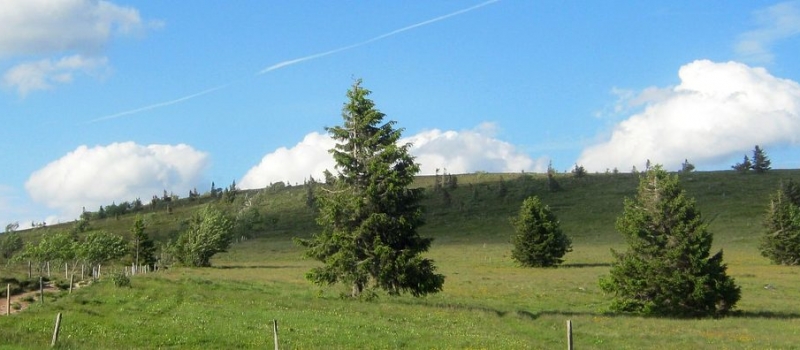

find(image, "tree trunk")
[351,282,363,298]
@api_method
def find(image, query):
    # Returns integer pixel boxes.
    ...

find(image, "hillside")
[2,169,799,349]
[22,169,794,246]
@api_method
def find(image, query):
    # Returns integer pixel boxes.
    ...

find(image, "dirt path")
[0,283,67,315]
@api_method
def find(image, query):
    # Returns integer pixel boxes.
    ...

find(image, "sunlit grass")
[2,170,800,349]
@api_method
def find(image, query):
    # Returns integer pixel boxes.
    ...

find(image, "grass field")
[1,170,799,349]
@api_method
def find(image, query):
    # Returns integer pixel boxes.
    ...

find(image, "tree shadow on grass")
[560,262,611,268]
[212,265,299,270]
[730,310,800,320]
[392,299,800,321]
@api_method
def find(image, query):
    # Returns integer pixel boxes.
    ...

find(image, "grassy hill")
[1,170,799,349]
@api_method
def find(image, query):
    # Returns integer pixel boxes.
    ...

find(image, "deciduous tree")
[172,206,233,267]
[79,231,128,269]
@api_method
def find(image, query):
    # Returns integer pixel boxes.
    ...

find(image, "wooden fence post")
[64,263,68,280]
[69,274,74,294]
[39,277,44,304]
[567,320,573,350]
[272,319,279,350]
[28,261,32,279]
[6,284,10,315]
[51,313,62,347]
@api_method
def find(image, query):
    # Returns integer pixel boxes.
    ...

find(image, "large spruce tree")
[298,80,444,298]
[600,166,740,317]
[760,180,800,265]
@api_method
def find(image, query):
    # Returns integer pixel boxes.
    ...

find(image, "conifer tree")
[298,80,444,297]
[131,215,157,269]
[760,180,800,265]
[751,145,771,173]
[732,155,752,173]
[600,166,740,317]
[511,196,571,267]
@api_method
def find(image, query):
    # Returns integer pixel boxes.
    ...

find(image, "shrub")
[112,273,131,288]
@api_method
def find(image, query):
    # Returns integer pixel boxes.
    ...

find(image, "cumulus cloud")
[25,142,209,218]
[403,123,547,175]
[239,124,545,190]
[0,0,146,57]
[239,132,337,189]
[0,0,156,95]
[3,55,108,95]
[736,1,800,64]
[577,60,800,172]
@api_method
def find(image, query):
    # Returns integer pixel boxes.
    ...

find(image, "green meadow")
[1,170,800,349]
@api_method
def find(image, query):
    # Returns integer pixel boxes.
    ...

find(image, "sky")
[2,0,800,228]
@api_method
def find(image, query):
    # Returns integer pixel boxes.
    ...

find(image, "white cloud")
[25,142,209,218]
[577,60,800,172]
[239,123,546,190]
[3,54,108,95]
[0,0,156,95]
[239,132,337,189]
[0,0,145,57]
[403,123,547,175]
[735,1,800,64]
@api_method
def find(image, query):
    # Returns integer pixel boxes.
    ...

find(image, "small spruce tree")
[760,180,800,265]
[131,215,157,269]
[751,145,771,173]
[599,165,740,317]
[571,164,587,178]
[732,154,752,173]
[511,196,572,267]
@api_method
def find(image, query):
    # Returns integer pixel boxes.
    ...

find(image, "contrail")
[259,0,500,74]
[91,0,500,123]
[87,84,229,124]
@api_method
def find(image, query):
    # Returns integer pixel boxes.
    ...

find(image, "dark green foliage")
[298,80,444,297]
[600,166,740,317]
[0,231,23,260]
[572,164,587,178]
[751,145,771,173]
[510,196,572,267]
[112,272,132,288]
[681,159,695,173]
[173,206,234,267]
[131,215,157,268]
[732,155,752,173]
[760,180,800,265]
[546,162,561,191]
[305,176,318,208]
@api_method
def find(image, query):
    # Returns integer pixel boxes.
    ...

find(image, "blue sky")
[2,0,800,228]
